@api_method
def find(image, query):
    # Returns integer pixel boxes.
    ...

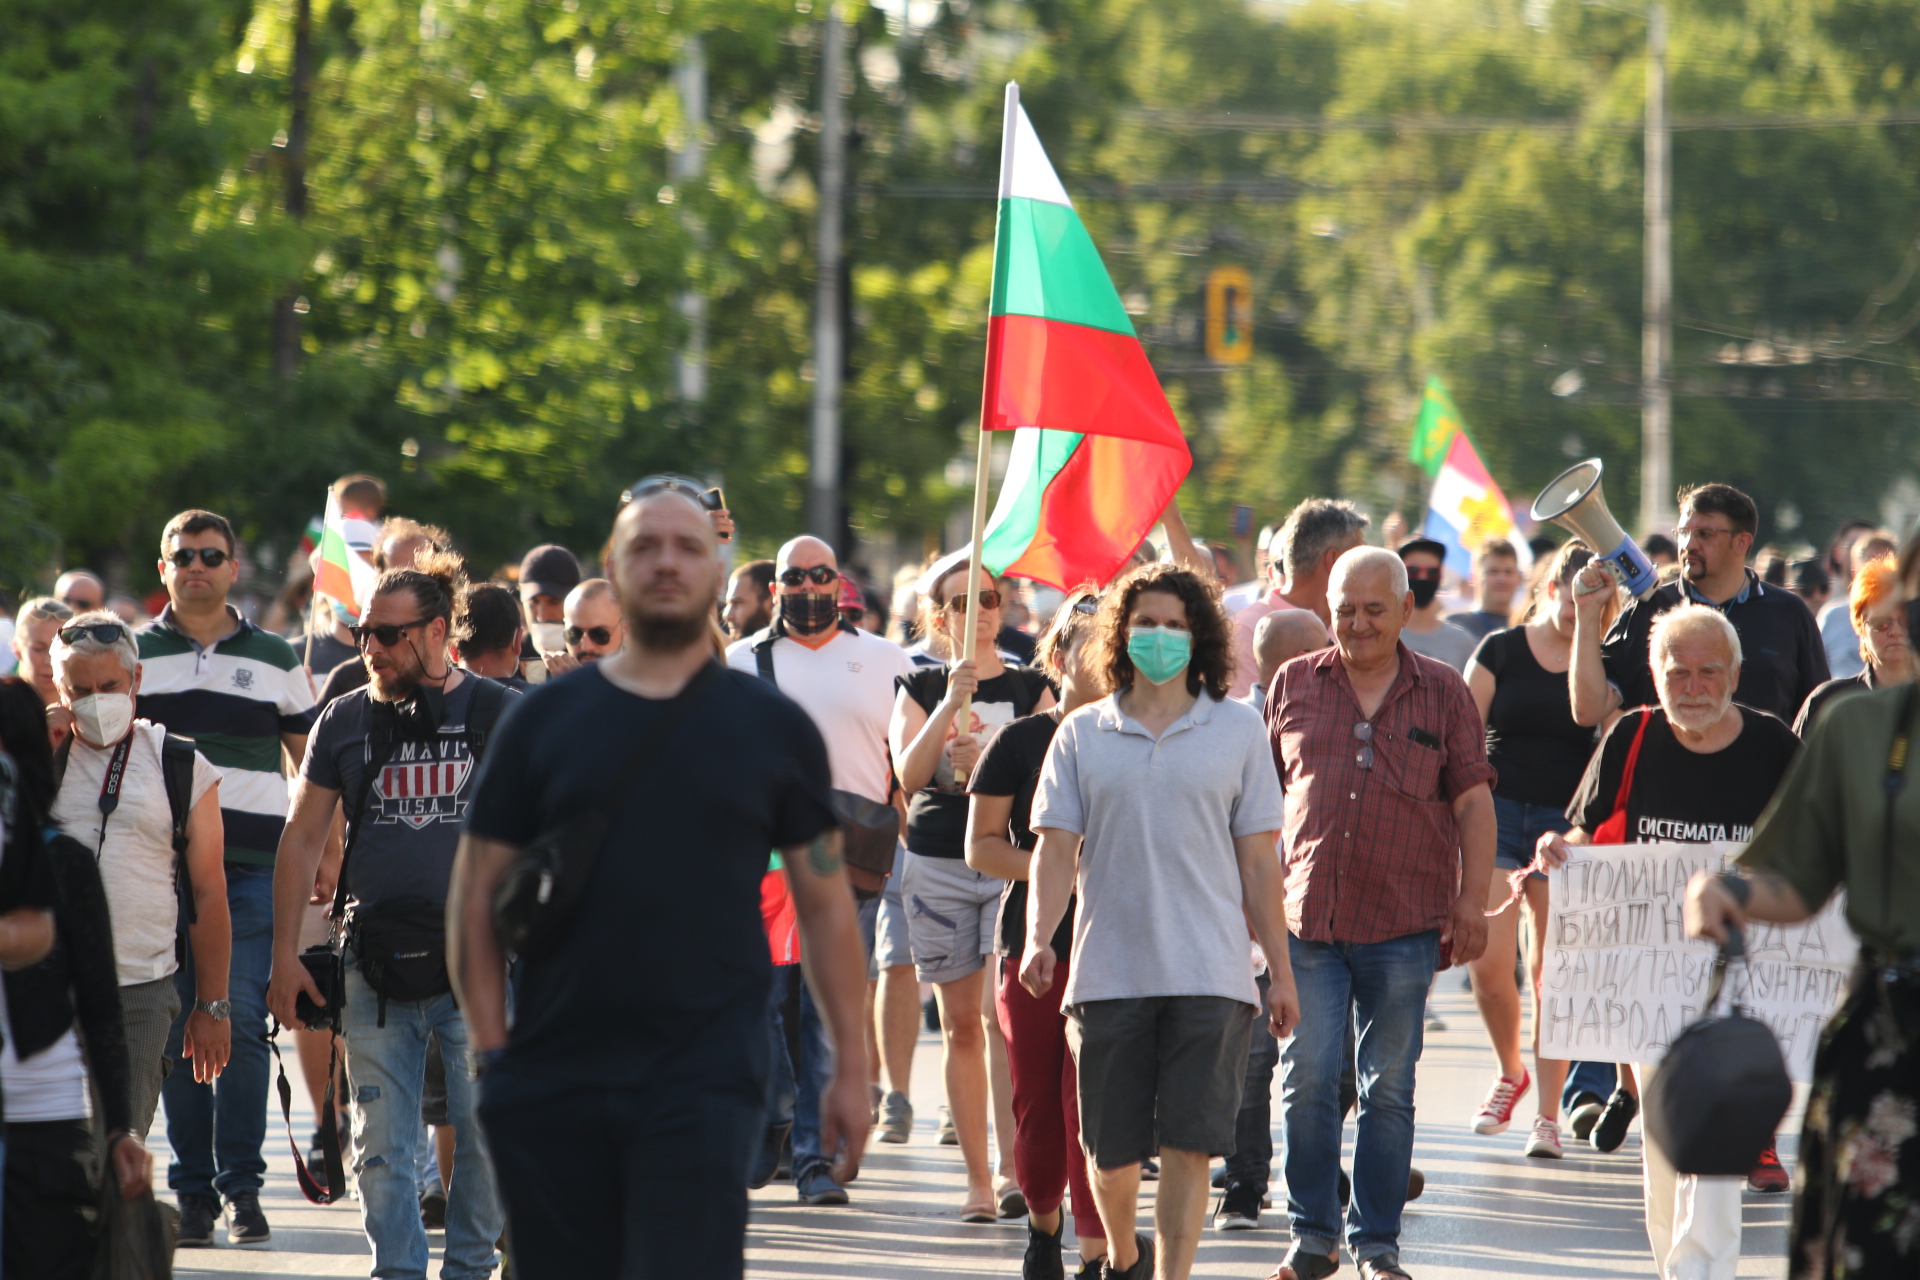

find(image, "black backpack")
[54,730,200,964]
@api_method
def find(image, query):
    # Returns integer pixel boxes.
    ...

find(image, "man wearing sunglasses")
[53,569,106,614]
[1266,547,1497,1280]
[726,535,912,1207]
[538,578,626,678]
[135,509,318,1247]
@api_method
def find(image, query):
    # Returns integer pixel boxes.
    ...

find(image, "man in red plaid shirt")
[1264,546,1497,1280]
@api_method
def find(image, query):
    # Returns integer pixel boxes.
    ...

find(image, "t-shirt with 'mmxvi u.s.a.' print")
[1568,704,1799,845]
[302,674,519,911]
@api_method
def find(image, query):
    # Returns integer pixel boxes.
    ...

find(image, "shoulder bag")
[1591,708,1655,845]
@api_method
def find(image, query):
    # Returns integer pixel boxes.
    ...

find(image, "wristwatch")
[195,999,231,1021]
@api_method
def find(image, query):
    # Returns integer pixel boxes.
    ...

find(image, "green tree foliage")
[5,0,1920,598]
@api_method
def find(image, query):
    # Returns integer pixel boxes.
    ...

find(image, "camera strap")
[267,1024,346,1205]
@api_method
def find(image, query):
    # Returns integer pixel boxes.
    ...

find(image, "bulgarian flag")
[313,489,381,623]
[1411,378,1532,578]
[977,84,1190,591]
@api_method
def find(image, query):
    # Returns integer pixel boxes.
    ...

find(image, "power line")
[1118,106,1920,135]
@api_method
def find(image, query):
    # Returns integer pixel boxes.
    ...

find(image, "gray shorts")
[869,842,913,979]
[1066,995,1257,1169]
[899,848,999,984]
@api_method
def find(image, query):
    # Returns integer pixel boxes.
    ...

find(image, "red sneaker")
[1747,1142,1790,1193]
[1471,1070,1531,1135]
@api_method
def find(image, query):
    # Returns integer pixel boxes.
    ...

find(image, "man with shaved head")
[1263,546,1497,1280]
[538,577,626,677]
[726,533,912,1205]
[54,569,106,613]
[1243,608,1333,714]
[451,488,870,1277]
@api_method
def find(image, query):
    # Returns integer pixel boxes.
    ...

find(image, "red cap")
[837,574,866,612]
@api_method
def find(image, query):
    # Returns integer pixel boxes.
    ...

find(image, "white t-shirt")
[53,721,220,985]
[727,627,913,805]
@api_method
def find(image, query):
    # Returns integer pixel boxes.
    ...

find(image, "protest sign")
[1539,841,1855,1081]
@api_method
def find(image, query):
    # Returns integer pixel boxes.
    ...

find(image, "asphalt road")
[159,982,1795,1278]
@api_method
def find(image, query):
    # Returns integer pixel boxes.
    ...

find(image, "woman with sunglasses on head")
[965,591,1107,1278]
[890,554,1054,1223]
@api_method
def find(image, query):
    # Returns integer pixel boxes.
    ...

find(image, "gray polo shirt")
[1033,691,1286,1007]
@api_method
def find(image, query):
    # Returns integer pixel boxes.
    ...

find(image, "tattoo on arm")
[806,833,842,877]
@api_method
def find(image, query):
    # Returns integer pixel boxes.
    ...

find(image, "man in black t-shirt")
[448,486,869,1280]
[269,557,514,1277]
[1570,482,1826,727]
[1542,603,1798,1280]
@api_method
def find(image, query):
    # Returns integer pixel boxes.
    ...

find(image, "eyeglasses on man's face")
[351,619,428,649]
[168,547,230,569]
[777,565,839,588]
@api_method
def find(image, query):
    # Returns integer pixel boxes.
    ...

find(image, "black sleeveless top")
[1472,626,1600,808]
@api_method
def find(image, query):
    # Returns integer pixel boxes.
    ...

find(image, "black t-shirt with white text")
[463,663,838,1086]
[304,676,519,911]
[1568,705,1798,844]
[897,664,1052,858]
[967,709,1074,959]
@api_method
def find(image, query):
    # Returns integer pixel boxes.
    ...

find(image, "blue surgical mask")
[1127,625,1192,686]
[330,600,355,627]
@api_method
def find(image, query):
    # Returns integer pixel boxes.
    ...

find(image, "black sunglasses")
[1353,721,1375,770]
[778,565,839,588]
[565,625,615,647]
[57,623,130,646]
[168,547,230,569]
[350,619,429,649]
[945,590,1003,613]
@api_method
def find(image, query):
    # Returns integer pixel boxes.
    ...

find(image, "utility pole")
[1639,1,1672,537]
[273,0,313,379]
[672,38,708,408]
[809,3,847,549]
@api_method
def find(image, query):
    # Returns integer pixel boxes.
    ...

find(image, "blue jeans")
[342,965,503,1280]
[768,966,834,1181]
[1563,1060,1618,1109]
[1280,930,1438,1263]
[164,863,273,1199]
[1492,793,1569,878]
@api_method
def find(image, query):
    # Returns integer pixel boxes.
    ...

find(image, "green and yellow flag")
[1408,376,1464,477]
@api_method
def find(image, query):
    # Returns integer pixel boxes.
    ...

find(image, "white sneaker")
[1523,1116,1564,1159]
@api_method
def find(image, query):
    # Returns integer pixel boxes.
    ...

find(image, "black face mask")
[779,591,840,637]
[1409,577,1441,610]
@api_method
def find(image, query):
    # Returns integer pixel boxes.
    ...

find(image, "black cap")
[518,545,582,602]
[1789,558,1831,595]
[1395,536,1449,563]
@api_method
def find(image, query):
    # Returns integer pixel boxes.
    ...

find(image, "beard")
[1665,692,1731,733]
[633,610,711,651]
[366,652,422,702]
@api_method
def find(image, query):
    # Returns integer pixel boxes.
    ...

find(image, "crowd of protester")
[0,469,1913,1280]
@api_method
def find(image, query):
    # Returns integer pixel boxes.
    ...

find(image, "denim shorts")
[1493,793,1570,881]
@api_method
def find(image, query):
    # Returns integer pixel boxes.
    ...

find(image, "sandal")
[1357,1259,1412,1280]
[960,1196,997,1224]
[1269,1244,1340,1280]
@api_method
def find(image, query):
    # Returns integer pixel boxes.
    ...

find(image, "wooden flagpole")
[953,81,1019,784]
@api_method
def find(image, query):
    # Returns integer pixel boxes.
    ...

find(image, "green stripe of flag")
[989,198,1135,336]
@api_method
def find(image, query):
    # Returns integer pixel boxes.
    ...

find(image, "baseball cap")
[837,574,866,613]
[1396,536,1450,563]
[518,545,582,602]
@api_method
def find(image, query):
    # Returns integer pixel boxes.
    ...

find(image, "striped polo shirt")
[136,606,319,867]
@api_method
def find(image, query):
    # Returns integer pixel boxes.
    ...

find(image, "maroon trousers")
[995,956,1104,1240]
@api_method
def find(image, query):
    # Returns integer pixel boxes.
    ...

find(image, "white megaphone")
[1529,459,1660,599]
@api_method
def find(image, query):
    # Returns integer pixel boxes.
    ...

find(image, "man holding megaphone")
[1565,483,1828,729]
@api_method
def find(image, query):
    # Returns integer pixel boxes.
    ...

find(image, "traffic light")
[1205,266,1253,364]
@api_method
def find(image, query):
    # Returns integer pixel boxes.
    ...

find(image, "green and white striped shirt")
[136,606,319,866]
